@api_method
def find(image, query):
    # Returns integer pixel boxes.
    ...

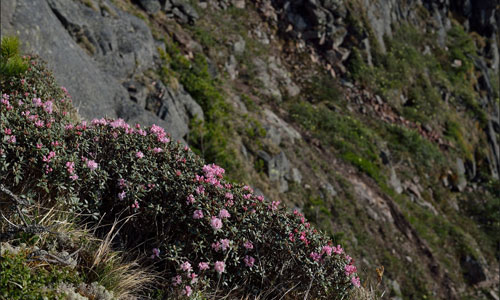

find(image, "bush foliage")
[1,56,361,298]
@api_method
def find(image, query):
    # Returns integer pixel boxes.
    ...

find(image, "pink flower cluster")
[214,261,225,274]
[194,164,225,188]
[150,124,170,143]
[1,94,13,110]
[244,255,255,267]
[212,238,231,251]
[193,210,204,219]
[186,194,195,204]
[210,216,222,230]
[218,209,230,219]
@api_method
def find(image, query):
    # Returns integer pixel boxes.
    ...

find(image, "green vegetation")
[347,24,486,125]
[1,36,29,78]
[159,41,243,179]
[0,249,80,299]
[1,54,363,299]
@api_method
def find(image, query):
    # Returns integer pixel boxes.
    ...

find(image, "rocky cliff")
[1,0,499,299]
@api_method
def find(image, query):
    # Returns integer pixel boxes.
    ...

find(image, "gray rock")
[321,182,337,198]
[257,150,291,192]
[172,7,189,24]
[169,0,198,24]
[289,168,302,184]
[47,0,155,81]
[241,143,248,160]
[263,109,301,144]
[225,55,238,80]
[152,82,204,139]
[1,0,201,142]
[390,168,403,194]
[137,0,161,14]
[454,158,467,192]
[1,0,124,120]
[231,0,245,9]
[390,279,402,297]
[233,36,246,55]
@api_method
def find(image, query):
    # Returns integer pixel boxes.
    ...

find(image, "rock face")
[257,150,292,193]
[1,0,202,141]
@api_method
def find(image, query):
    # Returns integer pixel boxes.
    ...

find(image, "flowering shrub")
[0,57,361,298]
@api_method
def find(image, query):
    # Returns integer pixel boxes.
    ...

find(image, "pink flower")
[244,255,255,267]
[110,118,129,129]
[270,201,280,211]
[180,261,192,273]
[172,275,182,286]
[310,252,321,262]
[193,210,204,219]
[86,159,98,170]
[202,163,225,179]
[42,100,53,114]
[118,191,126,200]
[4,128,11,135]
[210,216,222,230]
[218,209,230,219]
[69,174,79,181]
[211,241,221,251]
[186,194,195,204]
[351,276,361,288]
[65,161,75,174]
[198,262,209,271]
[42,151,56,162]
[244,241,254,250]
[151,248,160,259]
[195,185,205,195]
[36,143,43,149]
[333,245,344,255]
[131,201,139,209]
[182,285,192,297]
[34,120,44,128]
[322,245,333,256]
[136,151,144,159]
[152,147,163,153]
[32,97,42,107]
[190,273,198,284]
[344,264,357,277]
[220,239,230,251]
[7,136,16,144]
[214,261,225,274]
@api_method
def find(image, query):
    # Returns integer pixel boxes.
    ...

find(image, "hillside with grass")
[1,0,499,299]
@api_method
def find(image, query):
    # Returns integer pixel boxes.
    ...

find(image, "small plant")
[0,36,29,78]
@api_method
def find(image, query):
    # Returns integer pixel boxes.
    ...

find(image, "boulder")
[389,168,403,194]
[453,158,467,192]
[263,109,301,144]
[137,0,161,14]
[167,0,199,24]
[257,150,291,192]
[320,182,337,198]
[233,36,246,55]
